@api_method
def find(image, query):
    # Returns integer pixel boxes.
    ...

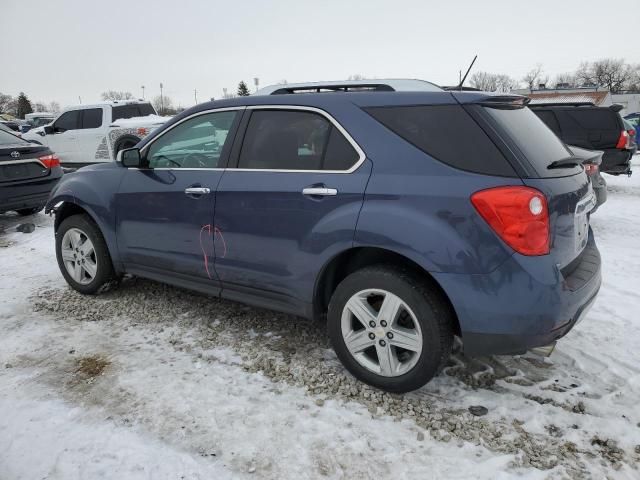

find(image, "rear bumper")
[0,169,62,213]
[433,230,602,356]
[602,149,632,175]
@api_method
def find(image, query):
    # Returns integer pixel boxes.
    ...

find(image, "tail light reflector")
[616,130,630,149]
[39,154,60,169]
[471,186,550,256]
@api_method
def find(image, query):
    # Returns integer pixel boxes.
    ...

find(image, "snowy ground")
[1,162,639,479]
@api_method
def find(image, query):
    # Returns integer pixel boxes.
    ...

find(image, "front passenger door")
[116,108,243,290]
[46,110,80,164]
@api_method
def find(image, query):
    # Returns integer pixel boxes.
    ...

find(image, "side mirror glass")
[118,147,144,168]
[43,125,54,135]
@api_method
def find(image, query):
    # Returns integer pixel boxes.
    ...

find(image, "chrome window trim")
[135,104,366,174]
[2,158,47,168]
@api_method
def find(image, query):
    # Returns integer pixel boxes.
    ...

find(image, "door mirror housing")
[118,147,144,168]
[43,125,54,135]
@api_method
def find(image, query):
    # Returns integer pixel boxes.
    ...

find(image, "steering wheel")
[152,155,181,168]
[183,152,210,168]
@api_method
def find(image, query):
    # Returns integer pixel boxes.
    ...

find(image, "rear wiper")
[547,157,581,169]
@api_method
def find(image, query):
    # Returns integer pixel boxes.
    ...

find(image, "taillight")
[616,130,630,149]
[583,163,598,176]
[39,154,60,168]
[471,186,550,256]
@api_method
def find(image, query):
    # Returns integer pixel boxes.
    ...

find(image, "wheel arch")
[313,246,461,336]
[113,134,142,153]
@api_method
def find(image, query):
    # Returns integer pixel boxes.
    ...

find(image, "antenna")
[457,55,477,90]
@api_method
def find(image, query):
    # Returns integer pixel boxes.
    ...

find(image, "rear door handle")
[184,187,211,195]
[302,187,337,196]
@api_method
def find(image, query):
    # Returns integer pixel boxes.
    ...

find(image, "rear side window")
[238,110,360,171]
[483,106,574,177]
[81,108,103,129]
[112,104,155,122]
[54,110,80,132]
[365,105,516,177]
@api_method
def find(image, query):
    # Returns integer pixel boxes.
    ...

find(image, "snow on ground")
[1,160,639,479]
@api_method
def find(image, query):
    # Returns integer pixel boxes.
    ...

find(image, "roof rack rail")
[270,83,395,95]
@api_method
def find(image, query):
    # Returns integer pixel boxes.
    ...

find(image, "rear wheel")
[55,214,116,294]
[327,265,454,393]
[16,206,43,216]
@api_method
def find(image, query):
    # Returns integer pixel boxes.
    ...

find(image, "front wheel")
[327,265,454,393]
[55,214,116,294]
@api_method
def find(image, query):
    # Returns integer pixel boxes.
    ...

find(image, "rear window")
[365,105,517,177]
[561,109,619,130]
[0,129,28,145]
[533,110,561,135]
[112,104,155,122]
[483,106,574,177]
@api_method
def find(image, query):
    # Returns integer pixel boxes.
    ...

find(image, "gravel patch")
[31,278,636,477]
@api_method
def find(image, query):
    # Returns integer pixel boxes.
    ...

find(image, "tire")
[55,214,116,294]
[327,265,454,393]
[16,206,43,216]
[114,136,140,154]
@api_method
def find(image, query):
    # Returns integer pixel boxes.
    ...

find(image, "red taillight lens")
[616,130,629,149]
[471,186,550,256]
[39,154,60,168]
[584,163,598,176]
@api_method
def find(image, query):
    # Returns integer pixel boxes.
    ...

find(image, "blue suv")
[46,81,601,393]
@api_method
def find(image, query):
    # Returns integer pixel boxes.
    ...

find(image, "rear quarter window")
[364,105,517,177]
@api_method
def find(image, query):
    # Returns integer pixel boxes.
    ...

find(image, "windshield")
[483,106,578,177]
[0,129,28,145]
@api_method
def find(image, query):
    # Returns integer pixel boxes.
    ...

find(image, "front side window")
[146,110,238,168]
[54,111,80,132]
[238,110,359,171]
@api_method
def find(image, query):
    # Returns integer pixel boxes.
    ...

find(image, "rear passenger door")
[213,107,371,315]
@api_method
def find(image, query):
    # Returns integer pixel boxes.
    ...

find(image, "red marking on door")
[199,224,213,279]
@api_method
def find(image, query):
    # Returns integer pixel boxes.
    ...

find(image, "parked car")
[46,81,601,393]
[567,145,607,211]
[0,120,23,133]
[22,100,168,168]
[530,103,633,175]
[19,112,56,134]
[0,126,63,216]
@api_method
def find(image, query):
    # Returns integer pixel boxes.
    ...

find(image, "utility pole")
[194,89,198,104]
[141,85,145,100]
[78,96,82,104]
[159,82,164,114]
[253,77,260,93]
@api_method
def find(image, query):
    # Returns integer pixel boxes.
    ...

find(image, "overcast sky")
[2,0,637,109]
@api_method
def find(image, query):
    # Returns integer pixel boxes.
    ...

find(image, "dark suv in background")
[531,103,633,175]
[46,81,601,393]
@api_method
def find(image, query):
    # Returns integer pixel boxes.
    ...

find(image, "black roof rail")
[270,83,396,95]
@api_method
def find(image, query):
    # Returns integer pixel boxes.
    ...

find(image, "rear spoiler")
[474,95,530,109]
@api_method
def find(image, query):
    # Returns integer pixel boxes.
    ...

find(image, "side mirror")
[43,125,54,135]
[118,147,144,168]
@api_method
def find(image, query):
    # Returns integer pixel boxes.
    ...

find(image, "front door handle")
[302,187,338,196]
[184,187,211,195]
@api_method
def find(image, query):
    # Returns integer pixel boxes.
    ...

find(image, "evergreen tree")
[16,92,33,119]
[237,81,251,96]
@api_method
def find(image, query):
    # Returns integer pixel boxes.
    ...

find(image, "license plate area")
[574,191,597,255]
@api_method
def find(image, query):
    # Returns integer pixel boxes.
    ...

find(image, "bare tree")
[522,64,548,90]
[469,72,518,92]
[152,95,175,115]
[575,59,636,93]
[0,93,14,114]
[101,90,134,101]
[348,74,365,81]
[33,101,48,112]
[552,73,578,88]
[48,101,61,113]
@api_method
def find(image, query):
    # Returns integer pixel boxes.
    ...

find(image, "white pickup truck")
[23,100,168,167]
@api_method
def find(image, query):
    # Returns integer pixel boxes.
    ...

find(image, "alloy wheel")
[340,289,423,377]
[60,228,98,285]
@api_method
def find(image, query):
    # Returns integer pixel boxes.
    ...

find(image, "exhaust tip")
[529,341,557,358]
